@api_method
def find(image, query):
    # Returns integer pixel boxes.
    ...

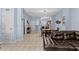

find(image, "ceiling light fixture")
[43,9,47,12]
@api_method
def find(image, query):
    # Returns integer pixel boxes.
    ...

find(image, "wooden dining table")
[42,29,58,37]
[42,29,57,31]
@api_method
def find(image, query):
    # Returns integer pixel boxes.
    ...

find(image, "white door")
[1,8,15,42]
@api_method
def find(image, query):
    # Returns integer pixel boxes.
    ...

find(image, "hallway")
[1,8,79,51]
[0,32,43,51]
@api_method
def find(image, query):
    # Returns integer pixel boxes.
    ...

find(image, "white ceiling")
[24,8,62,17]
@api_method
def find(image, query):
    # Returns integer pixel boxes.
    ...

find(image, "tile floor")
[0,32,44,51]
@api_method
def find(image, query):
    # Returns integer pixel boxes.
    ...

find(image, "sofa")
[43,31,79,51]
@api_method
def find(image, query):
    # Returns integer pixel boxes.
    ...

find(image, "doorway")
[22,18,26,35]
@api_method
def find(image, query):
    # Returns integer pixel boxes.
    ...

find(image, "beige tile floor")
[0,32,44,51]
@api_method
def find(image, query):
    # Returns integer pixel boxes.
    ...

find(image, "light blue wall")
[52,8,70,30]
[30,17,40,32]
[53,8,79,31]
[15,8,24,40]
[0,9,3,41]
[62,8,70,30]
[70,8,79,30]
[14,8,17,40]
[53,10,62,30]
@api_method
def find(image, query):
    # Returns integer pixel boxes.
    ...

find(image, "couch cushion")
[65,40,79,47]
[75,31,79,40]
[64,31,75,39]
[51,31,64,40]
[53,40,75,49]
